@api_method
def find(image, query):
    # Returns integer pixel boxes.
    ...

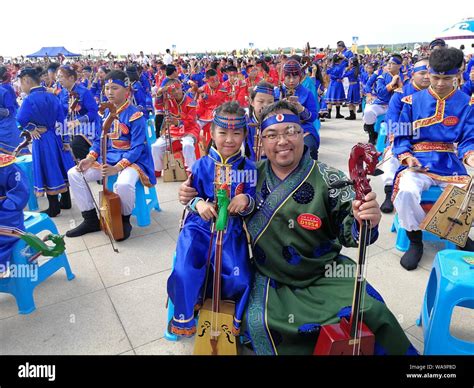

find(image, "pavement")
[1,106,473,355]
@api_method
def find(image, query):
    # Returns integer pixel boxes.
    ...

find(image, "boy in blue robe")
[393,47,474,270]
[66,70,156,241]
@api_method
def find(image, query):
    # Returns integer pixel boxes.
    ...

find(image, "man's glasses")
[261,126,302,143]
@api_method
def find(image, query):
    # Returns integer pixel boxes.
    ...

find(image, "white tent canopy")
[437,17,474,54]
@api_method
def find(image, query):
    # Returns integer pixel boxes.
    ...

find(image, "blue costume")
[16,86,74,196]
[342,68,361,104]
[58,83,101,145]
[0,155,29,269]
[0,84,28,155]
[275,83,320,158]
[167,146,256,337]
[89,101,156,187]
[392,87,474,200]
[130,81,151,114]
[325,61,347,104]
[301,74,321,129]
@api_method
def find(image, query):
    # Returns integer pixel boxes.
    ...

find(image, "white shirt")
[163,53,173,65]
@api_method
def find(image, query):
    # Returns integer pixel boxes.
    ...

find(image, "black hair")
[166,49,170,54]
[98,66,110,74]
[429,47,464,73]
[59,64,78,80]
[226,65,237,73]
[18,67,43,83]
[165,64,177,76]
[0,66,9,82]
[105,69,128,83]
[205,69,217,78]
[210,61,219,70]
[126,66,139,82]
[47,63,60,72]
[312,62,324,85]
[351,58,360,78]
[260,100,299,122]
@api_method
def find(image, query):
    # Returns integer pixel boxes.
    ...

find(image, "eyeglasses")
[261,126,302,143]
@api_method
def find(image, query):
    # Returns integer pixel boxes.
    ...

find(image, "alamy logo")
[18,362,56,381]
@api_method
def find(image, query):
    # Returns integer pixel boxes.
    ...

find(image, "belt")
[349,82,358,85]
[412,142,455,153]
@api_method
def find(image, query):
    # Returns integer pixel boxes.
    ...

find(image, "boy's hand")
[227,194,249,214]
[196,200,217,221]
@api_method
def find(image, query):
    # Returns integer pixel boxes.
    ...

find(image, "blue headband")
[389,57,402,65]
[213,114,247,130]
[429,67,459,75]
[413,65,428,73]
[107,78,129,88]
[254,85,274,96]
[261,113,300,131]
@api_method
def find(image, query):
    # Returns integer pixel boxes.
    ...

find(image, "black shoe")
[335,107,344,119]
[66,209,101,237]
[59,190,72,209]
[400,231,423,270]
[345,111,356,120]
[327,109,332,119]
[41,194,61,218]
[380,185,394,213]
[357,105,363,113]
[117,214,132,242]
[364,124,377,144]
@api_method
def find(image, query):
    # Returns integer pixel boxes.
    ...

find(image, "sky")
[1,0,471,57]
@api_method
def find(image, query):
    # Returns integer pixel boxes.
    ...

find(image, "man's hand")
[77,157,94,172]
[63,143,71,152]
[227,194,249,214]
[178,175,198,205]
[196,200,217,221]
[101,164,120,177]
[352,192,382,228]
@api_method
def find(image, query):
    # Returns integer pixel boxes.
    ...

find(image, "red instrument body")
[314,143,380,355]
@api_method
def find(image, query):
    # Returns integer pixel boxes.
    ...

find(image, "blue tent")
[26,46,81,58]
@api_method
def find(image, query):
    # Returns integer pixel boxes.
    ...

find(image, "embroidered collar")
[208,146,243,165]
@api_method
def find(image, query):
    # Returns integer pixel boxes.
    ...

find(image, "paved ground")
[1,106,473,355]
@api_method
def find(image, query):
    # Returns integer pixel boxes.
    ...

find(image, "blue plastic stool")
[14,155,39,211]
[416,250,474,355]
[375,122,387,153]
[0,212,75,314]
[106,175,160,227]
[146,115,157,146]
[391,186,458,252]
[374,113,385,134]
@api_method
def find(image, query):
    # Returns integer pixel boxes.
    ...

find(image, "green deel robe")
[243,150,416,355]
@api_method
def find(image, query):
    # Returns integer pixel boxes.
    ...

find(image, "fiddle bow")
[314,143,380,355]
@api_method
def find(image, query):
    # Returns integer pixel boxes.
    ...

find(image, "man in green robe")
[179,101,416,355]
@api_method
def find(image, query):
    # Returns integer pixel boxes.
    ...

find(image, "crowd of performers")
[1,39,474,355]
